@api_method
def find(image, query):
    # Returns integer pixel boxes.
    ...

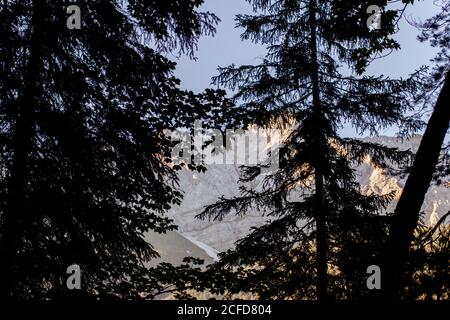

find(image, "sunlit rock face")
[154,135,450,259]
[357,135,449,227]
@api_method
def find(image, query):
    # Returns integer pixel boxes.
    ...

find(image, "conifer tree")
[382,1,450,299]
[198,0,422,300]
[0,0,228,299]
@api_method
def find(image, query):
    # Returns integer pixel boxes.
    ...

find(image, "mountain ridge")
[147,135,450,262]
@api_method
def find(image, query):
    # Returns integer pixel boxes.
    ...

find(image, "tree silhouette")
[0,0,229,299]
[381,1,450,299]
[198,0,423,300]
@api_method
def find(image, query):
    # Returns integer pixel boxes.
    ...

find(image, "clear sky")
[172,0,442,137]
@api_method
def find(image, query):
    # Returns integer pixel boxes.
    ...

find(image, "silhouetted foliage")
[1,0,447,302]
[197,0,424,300]
[403,213,450,300]
[0,0,230,299]
[381,1,450,299]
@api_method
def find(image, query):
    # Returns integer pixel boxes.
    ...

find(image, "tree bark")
[0,0,43,299]
[382,70,450,299]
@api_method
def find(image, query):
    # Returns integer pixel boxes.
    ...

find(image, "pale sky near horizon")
[172,0,442,138]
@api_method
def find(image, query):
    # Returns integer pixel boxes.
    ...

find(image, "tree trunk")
[382,69,450,299]
[0,0,43,299]
[309,0,329,301]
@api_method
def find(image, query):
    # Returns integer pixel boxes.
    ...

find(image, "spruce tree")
[198,0,422,300]
[0,0,228,299]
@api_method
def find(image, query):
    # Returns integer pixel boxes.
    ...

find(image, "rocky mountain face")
[147,135,450,262]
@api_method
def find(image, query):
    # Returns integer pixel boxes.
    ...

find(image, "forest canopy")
[0,0,448,302]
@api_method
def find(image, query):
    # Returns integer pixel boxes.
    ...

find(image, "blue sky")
[172,0,442,137]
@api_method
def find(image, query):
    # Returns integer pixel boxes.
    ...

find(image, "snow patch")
[180,233,220,262]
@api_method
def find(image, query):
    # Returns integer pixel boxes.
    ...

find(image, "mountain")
[147,135,450,263]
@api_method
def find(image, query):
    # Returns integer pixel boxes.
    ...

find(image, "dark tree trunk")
[382,70,450,299]
[309,0,329,301]
[0,0,43,299]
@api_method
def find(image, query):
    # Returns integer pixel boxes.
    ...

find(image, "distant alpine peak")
[168,135,450,252]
